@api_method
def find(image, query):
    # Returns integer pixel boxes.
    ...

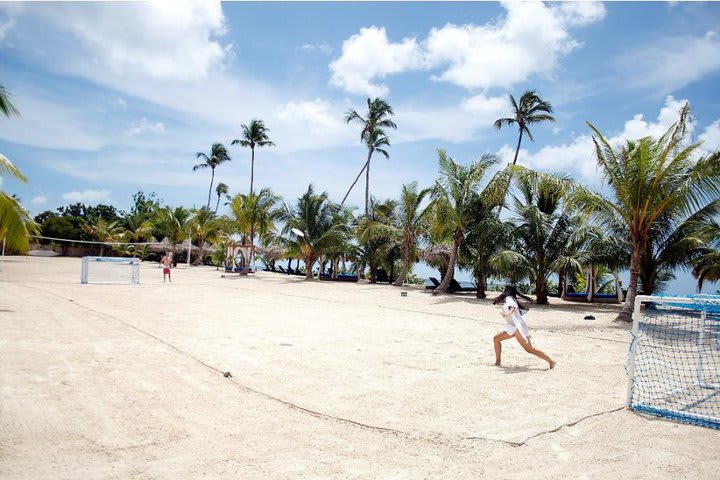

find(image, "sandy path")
[1,257,718,479]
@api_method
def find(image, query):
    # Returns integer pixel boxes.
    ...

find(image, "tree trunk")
[305,255,315,279]
[365,152,371,216]
[250,147,255,195]
[215,194,221,214]
[436,230,462,294]
[512,124,524,165]
[207,168,215,209]
[616,247,642,322]
[536,274,548,305]
[394,245,410,287]
[341,148,373,208]
[474,267,487,299]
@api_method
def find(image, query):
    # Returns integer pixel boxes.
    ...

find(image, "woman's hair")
[492,285,531,313]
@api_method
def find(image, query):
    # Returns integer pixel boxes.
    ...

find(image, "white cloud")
[619,30,720,93]
[19,1,229,81]
[329,26,425,97]
[126,117,166,137]
[62,189,112,203]
[272,99,354,151]
[0,18,15,42]
[30,195,47,205]
[329,1,605,95]
[699,120,720,154]
[617,96,693,141]
[300,42,332,55]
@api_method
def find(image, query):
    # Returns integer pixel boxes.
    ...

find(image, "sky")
[1,1,719,293]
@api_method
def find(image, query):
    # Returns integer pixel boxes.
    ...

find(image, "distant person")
[492,285,555,369]
[160,252,172,283]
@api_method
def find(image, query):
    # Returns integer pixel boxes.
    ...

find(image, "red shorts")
[163,268,171,274]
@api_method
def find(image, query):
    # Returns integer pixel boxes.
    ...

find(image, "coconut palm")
[281,185,348,279]
[572,103,720,321]
[491,171,581,304]
[123,218,153,257]
[83,219,125,257]
[494,90,555,166]
[228,187,281,269]
[214,182,230,214]
[189,207,223,265]
[232,119,275,195]
[153,206,191,260]
[356,197,398,283]
[344,97,397,215]
[194,143,231,210]
[429,149,499,294]
[359,182,431,286]
[0,83,19,118]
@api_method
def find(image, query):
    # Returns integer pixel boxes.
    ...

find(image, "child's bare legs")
[513,331,556,369]
[493,331,512,366]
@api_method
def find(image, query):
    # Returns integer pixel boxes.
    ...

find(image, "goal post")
[80,256,141,285]
[627,294,720,429]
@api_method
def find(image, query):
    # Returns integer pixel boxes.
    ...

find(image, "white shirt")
[502,296,530,340]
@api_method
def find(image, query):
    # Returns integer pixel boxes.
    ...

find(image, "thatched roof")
[418,244,452,263]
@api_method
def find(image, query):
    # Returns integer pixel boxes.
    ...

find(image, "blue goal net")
[627,295,720,429]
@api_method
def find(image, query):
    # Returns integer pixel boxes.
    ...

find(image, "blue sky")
[1,1,719,293]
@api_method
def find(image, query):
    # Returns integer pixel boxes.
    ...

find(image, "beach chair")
[449,278,476,293]
[425,277,441,290]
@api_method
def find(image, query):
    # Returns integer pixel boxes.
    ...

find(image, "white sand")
[1,256,718,479]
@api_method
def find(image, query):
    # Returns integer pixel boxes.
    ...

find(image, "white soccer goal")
[627,295,720,429]
[80,256,141,285]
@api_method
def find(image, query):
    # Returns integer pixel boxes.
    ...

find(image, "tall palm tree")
[692,220,720,291]
[344,97,397,215]
[356,197,398,283]
[281,185,348,279]
[429,149,499,294]
[194,143,231,210]
[494,90,555,166]
[572,103,720,321]
[232,119,275,195]
[214,182,229,214]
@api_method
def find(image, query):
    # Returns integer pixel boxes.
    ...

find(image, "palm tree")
[228,188,281,269]
[359,183,431,286]
[0,83,19,117]
[344,97,397,215]
[281,185,348,279]
[356,197,398,283]
[429,149,499,294]
[232,119,275,195]
[194,143,231,210]
[214,182,229,214]
[189,207,223,265]
[572,103,720,321]
[83,219,125,257]
[153,206,191,260]
[494,90,555,165]
[492,171,583,304]
[123,218,153,257]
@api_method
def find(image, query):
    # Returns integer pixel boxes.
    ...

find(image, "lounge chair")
[449,278,476,293]
[425,277,441,290]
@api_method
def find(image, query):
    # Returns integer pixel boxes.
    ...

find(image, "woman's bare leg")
[493,331,512,366]
[513,331,556,369]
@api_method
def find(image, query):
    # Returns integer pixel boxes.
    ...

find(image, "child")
[492,285,555,369]
[160,252,172,283]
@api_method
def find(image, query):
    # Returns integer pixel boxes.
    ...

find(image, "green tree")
[573,104,720,321]
[214,182,230,214]
[281,185,348,279]
[343,97,397,215]
[153,206,191,260]
[189,207,223,265]
[83,219,125,257]
[429,149,499,294]
[228,188,281,269]
[232,120,275,195]
[494,90,555,166]
[194,143,231,209]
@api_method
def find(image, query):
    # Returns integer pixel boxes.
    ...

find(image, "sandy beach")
[1,256,718,479]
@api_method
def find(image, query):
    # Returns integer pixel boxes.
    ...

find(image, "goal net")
[627,295,720,429]
[80,256,141,285]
